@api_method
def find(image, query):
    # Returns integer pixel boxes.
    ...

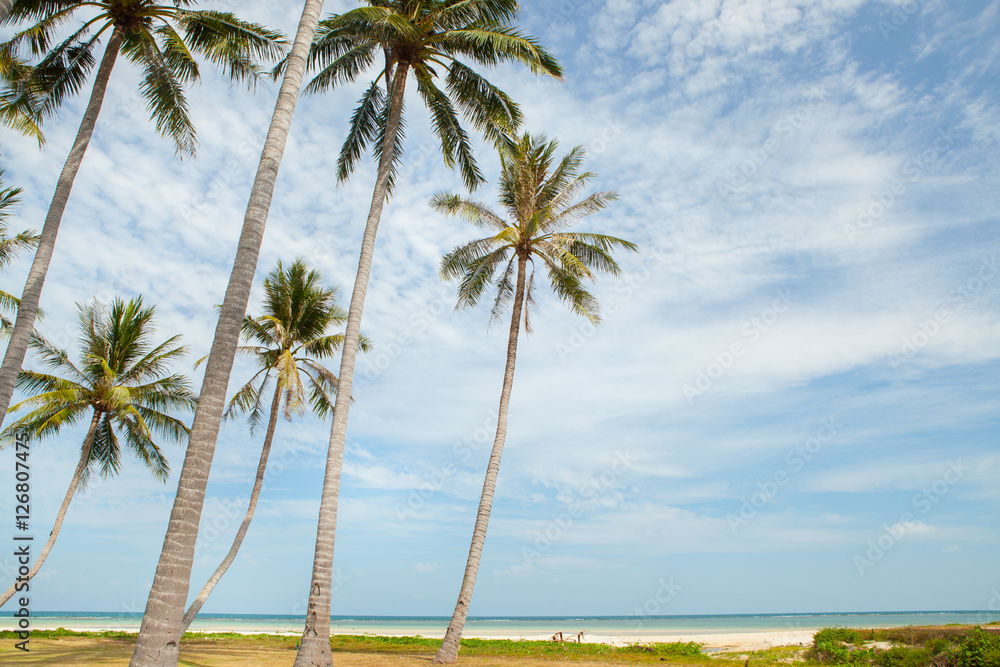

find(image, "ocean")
[5,611,998,638]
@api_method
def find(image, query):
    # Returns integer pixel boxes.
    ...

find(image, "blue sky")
[0,0,998,619]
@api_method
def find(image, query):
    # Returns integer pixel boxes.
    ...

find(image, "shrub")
[956,627,1000,667]
[816,628,867,647]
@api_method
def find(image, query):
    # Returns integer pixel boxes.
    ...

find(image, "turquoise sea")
[5,611,999,638]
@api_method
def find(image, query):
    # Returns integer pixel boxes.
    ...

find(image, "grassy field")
[0,625,996,667]
[0,630,758,667]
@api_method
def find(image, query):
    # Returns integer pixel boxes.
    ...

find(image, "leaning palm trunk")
[0,29,124,429]
[434,254,527,665]
[293,64,409,667]
[130,3,326,665]
[180,386,282,631]
[0,412,101,607]
[0,1,11,24]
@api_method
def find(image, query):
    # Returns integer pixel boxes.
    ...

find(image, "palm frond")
[132,29,196,156]
[336,79,385,183]
[415,69,482,190]
[430,192,506,231]
[174,10,287,87]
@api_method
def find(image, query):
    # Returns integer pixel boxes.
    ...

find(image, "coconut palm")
[0,296,195,608]
[0,1,286,438]
[130,4,328,664]
[180,259,368,632]
[293,4,560,663]
[0,170,39,334]
[432,133,637,663]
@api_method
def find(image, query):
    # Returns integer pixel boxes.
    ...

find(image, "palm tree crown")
[437,132,638,328]
[1,0,286,154]
[227,258,368,430]
[305,0,562,190]
[3,296,196,481]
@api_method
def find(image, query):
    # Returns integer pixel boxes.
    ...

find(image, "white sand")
[19,623,819,652]
[452,630,818,652]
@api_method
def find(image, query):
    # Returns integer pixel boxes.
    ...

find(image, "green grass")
[2,625,996,666]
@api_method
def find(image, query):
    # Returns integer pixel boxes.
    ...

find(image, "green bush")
[875,646,935,667]
[956,628,1000,667]
[816,628,867,647]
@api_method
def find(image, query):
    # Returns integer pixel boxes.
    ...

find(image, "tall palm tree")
[293,5,560,664]
[432,133,637,663]
[180,258,367,632]
[130,3,329,664]
[0,170,39,334]
[0,296,195,608]
[0,2,286,436]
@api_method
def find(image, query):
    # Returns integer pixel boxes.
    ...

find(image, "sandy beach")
[15,621,819,652]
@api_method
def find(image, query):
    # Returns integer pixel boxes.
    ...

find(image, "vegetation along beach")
[0,1,997,666]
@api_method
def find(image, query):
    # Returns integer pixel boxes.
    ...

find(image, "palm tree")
[0,1,10,24]
[0,1,286,437]
[293,5,560,663]
[432,133,637,663]
[0,170,39,334]
[180,259,367,632]
[0,296,196,608]
[130,3,329,664]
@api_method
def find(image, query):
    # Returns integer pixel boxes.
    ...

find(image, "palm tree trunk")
[293,63,410,667]
[0,1,12,24]
[433,253,528,665]
[180,385,282,632]
[0,412,101,607]
[0,28,124,430]
[129,3,326,665]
